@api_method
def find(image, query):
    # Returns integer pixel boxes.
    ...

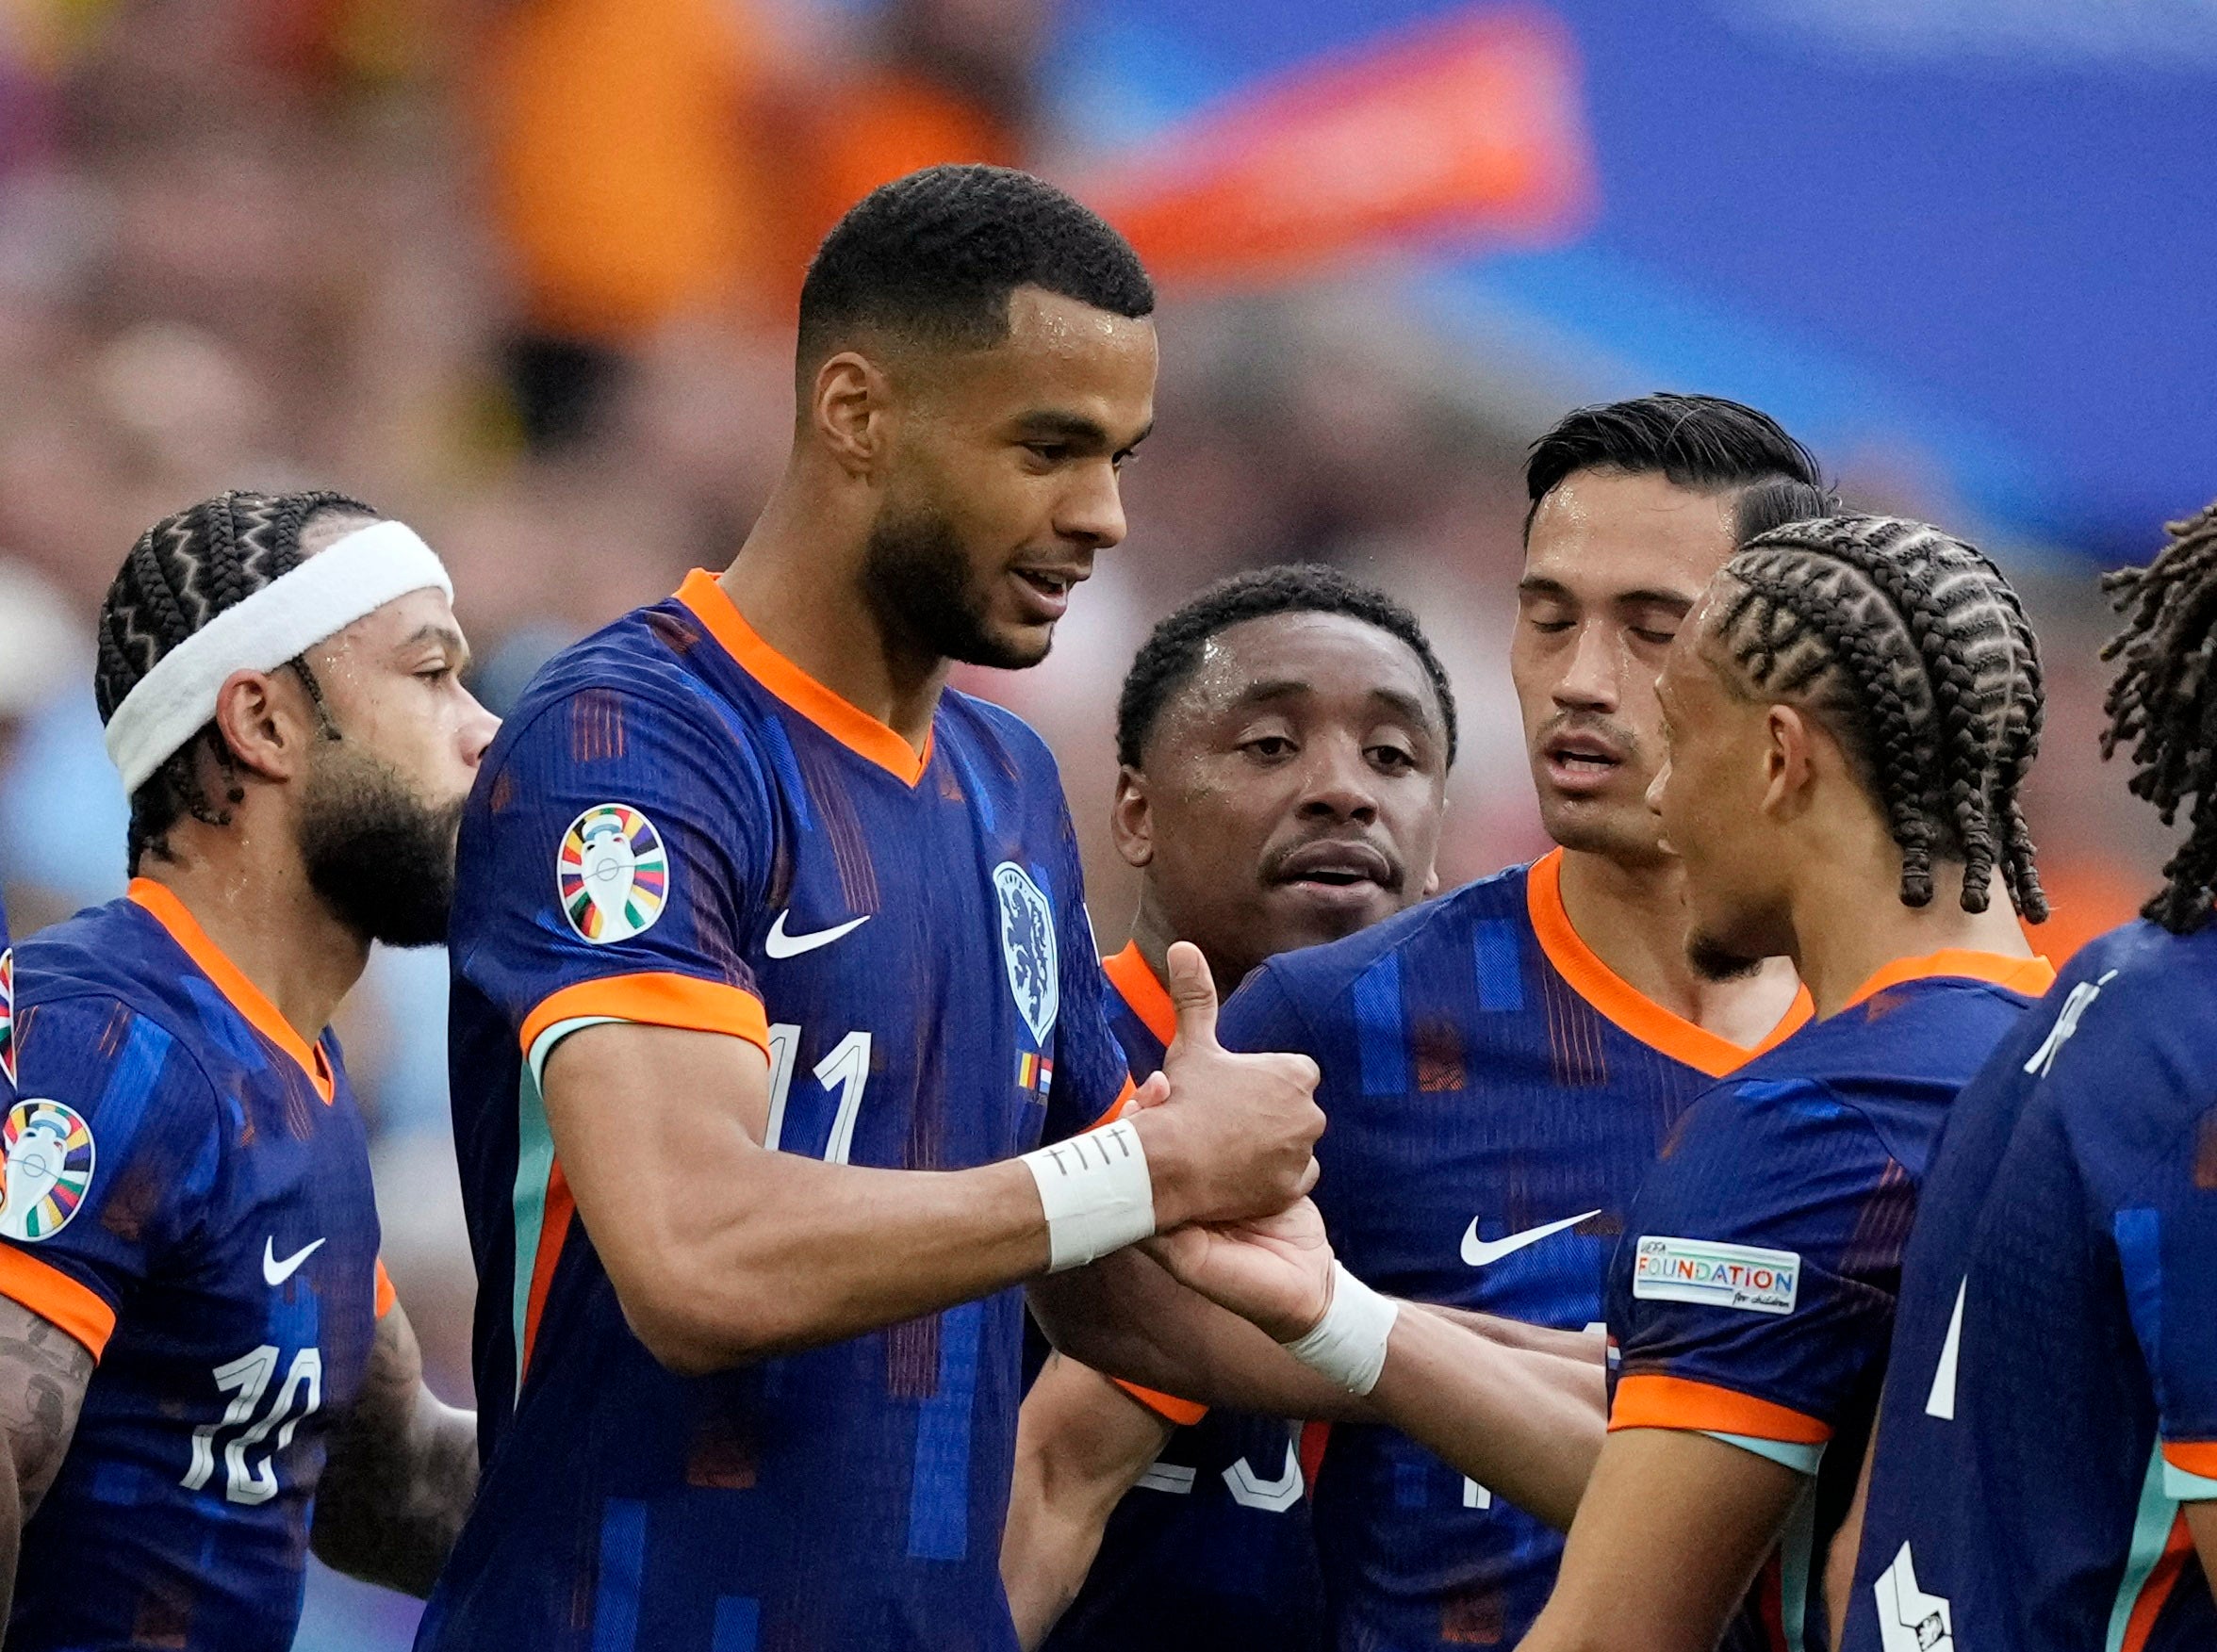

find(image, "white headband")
[104,518,454,794]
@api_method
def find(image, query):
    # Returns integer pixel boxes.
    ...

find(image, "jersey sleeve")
[2116,1102,2217,1501]
[1607,1078,1910,1473]
[0,994,222,1360]
[453,687,774,1080]
[1041,809,1134,1144]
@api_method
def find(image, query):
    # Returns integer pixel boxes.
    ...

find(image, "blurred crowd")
[0,1,2179,1640]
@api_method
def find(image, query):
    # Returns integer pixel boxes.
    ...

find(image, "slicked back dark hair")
[98,489,374,873]
[2100,500,2217,933]
[796,164,1154,375]
[1524,392,1831,539]
[1702,515,2045,920]
[1116,564,1457,770]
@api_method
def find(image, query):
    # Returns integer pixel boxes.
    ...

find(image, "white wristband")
[1283,1263,1400,1396]
[1021,1118,1157,1272]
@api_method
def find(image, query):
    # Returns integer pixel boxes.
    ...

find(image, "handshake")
[1020,940,1394,1395]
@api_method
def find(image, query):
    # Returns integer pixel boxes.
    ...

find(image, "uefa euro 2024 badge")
[993,862,1059,1047]
[559,805,670,944]
[0,947,13,1088]
[0,1098,94,1242]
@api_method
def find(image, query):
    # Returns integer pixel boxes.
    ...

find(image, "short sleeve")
[0,995,222,1359]
[452,687,774,1080]
[1041,809,1133,1144]
[2114,1103,2217,1501]
[1607,1078,1909,1471]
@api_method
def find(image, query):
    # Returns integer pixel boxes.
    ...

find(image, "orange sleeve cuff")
[0,1246,116,1361]
[1114,1379,1208,1427]
[1609,1373,1831,1445]
[1084,1075,1140,1135]
[520,973,771,1059]
[2163,1439,2217,1478]
[373,1258,398,1319]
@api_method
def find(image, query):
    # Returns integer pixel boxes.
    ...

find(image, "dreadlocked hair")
[1704,515,2047,921]
[97,489,374,874]
[2099,500,2217,934]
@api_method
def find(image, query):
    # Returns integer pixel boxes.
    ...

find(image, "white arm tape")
[1020,1118,1156,1272]
[1284,1262,1400,1396]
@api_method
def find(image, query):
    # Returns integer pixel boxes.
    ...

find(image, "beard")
[1686,929,1765,983]
[296,742,466,948]
[861,499,1042,671]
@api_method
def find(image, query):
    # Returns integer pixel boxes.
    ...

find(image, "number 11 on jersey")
[763,1023,872,1164]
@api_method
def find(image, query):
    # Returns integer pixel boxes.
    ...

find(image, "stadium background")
[0,0,2207,1644]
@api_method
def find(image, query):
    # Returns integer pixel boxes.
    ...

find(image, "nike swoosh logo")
[764,911,870,959]
[263,1236,325,1287]
[1461,1209,1600,1268]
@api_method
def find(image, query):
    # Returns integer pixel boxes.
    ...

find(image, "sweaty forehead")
[1522,468,1738,600]
[1171,611,1436,724]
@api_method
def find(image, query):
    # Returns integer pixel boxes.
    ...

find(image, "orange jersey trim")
[520,973,771,1061]
[2163,1439,2217,1479]
[1608,1373,1831,1445]
[0,1246,116,1360]
[1526,851,1810,1078]
[373,1258,398,1320]
[518,1161,576,1385]
[1845,949,2056,1009]
[675,568,932,787]
[1083,1075,1140,1135]
[1115,1379,1208,1428]
[2122,1509,2195,1652]
[128,878,335,1104]
[1102,942,1177,1047]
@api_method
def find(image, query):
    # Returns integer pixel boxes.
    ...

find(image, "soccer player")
[1005,565,1457,1650]
[417,166,1325,1652]
[0,491,487,1648]
[1835,502,2217,1652]
[1499,515,2055,1652]
[1032,394,1831,1647]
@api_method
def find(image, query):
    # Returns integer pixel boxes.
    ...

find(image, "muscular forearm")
[1031,1248,1379,1421]
[1002,1357,1174,1649]
[0,1303,92,1622]
[312,1302,478,1597]
[312,1387,477,1596]
[1366,1304,1604,1530]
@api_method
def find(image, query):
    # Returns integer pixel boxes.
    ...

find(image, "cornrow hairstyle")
[1116,564,1457,770]
[797,164,1154,375]
[2099,500,2217,933]
[1701,515,2047,921]
[97,489,376,874]
[1524,392,1831,540]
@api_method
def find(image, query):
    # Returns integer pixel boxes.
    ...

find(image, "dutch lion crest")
[992,861,1059,1046]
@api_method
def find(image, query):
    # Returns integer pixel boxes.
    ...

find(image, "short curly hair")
[1116,564,1457,770]
[798,164,1154,371]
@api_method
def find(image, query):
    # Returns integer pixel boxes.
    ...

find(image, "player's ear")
[210,667,311,783]
[1109,765,1156,870]
[1761,703,1818,820]
[808,350,894,477]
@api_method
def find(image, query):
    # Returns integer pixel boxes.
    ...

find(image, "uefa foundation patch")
[1632,1235,1799,1316]
[559,805,670,943]
[0,1098,94,1241]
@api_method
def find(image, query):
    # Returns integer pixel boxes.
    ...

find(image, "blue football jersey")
[2,881,387,1652]
[1607,950,2054,1652]
[1215,852,1810,1650]
[421,570,1132,1652]
[1043,941,1325,1652]
[1844,923,2217,1652]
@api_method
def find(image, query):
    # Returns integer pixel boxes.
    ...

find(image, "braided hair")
[1700,515,2047,920]
[98,489,375,873]
[2099,501,2217,933]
